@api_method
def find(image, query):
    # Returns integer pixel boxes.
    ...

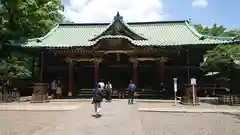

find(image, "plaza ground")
[0,99,240,135]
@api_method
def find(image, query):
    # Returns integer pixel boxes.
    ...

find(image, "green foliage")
[0,0,64,80]
[195,24,240,72]
[0,52,33,80]
[62,17,74,24]
[194,23,226,36]
[202,45,240,72]
[0,0,64,43]
[221,29,240,37]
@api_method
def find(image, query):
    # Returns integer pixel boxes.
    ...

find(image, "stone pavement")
[139,107,240,113]
[0,99,240,135]
[0,102,82,111]
[138,102,240,114]
[32,99,143,135]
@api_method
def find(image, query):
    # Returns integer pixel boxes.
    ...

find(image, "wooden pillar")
[133,62,138,85]
[31,56,36,81]
[130,58,138,85]
[39,52,44,82]
[186,50,190,83]
[158,57,166,83]
[93,59,102,86]
[159,59,164,83]
[68,60,73,96]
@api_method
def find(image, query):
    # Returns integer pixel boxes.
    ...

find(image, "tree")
[221,29,240,37]
[194,23,226,36]
[62,18,74,24]
[0,52,32,80]
[198,24,240,71]
[0,0,64,44]
[202,44,240,102]
[195,23,240,72]
[199,23,240,98]
[202,45,240,72]
[0,0,64,82]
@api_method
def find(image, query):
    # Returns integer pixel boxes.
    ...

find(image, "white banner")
[173,78,177,92]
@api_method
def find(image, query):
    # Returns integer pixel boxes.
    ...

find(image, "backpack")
[93,90,103,103]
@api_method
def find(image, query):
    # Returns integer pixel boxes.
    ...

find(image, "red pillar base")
[68,60,73,97]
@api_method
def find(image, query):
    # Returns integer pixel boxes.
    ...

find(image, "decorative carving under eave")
[65,58,103,63]
[52,47,94,55]
[97,50,134,54]
[92,38,135,50]
[134,57,169,62]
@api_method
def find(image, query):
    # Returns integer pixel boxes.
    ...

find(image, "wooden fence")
[0,89,20,102]
[218,94,240,105]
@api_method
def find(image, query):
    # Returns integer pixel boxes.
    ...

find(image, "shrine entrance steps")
[76,88,171,99]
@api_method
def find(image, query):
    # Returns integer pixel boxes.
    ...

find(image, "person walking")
[50,80,57,99]
[105,81,112,102]
[92,84,104,117]
[128,80,136,104]
[56,80,62,99]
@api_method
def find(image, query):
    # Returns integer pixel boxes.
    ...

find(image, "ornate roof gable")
[89,12,147,41]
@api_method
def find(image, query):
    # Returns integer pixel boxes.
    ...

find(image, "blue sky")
[165,0,240,29]
[62,0,240,30]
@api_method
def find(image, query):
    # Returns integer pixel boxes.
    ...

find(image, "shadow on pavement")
[91,114,103,119]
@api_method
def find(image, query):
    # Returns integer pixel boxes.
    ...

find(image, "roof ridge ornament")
[114,11,123,21]
[188,19,192,25]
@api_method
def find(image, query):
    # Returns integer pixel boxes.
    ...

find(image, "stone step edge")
[0,106,80,111]
[138,108,240,114]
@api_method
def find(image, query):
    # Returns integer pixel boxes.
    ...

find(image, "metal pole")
[192,84,196,106]
[174,91,177,105]
[173,78,177,105]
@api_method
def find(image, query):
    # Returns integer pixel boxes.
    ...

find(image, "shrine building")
[7,12,240,98]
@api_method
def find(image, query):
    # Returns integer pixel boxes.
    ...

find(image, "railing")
[218,94,240,105]
[78,88,158,98]
[196,84,229,97]
[0,88,20,102]
[195,84,240,105]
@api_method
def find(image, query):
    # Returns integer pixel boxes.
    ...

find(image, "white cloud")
[63,0,169,23]
[192,0,208,8]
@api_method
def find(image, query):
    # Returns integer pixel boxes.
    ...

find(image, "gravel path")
[32,100,143,135]
[140,112,240,135]
[0,111,67,135]
[0,101,240,135]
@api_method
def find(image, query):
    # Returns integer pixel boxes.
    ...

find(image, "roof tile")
[7,15,239,48]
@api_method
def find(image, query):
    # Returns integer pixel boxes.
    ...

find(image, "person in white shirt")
[97,79,105,90]
[105,81,112,102]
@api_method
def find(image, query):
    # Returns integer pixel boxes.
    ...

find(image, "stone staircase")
[77,88,162,99]
[135,89,161,99]
[77,89,93,98]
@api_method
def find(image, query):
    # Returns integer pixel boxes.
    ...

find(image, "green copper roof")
[8,13,240,48]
